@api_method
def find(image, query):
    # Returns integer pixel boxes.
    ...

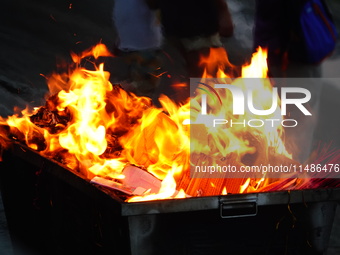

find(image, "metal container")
[0,142,339,255]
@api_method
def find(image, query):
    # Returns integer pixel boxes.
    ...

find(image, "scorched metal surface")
[0,142,339,255]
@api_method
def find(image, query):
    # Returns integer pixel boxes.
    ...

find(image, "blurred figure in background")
[148,0,233,77]
[254,0,324,78]
[147,0,234,103]
[254,0,337,162]
[113,0,162,97]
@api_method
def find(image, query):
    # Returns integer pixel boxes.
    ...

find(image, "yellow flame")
[0,45,293,202]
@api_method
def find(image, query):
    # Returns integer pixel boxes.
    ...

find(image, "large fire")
[0,44,338,202]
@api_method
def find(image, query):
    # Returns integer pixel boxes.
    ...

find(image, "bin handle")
[220,199,257,218]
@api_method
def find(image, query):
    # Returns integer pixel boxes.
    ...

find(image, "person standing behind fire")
[113,0,163,97]
[152,0,234,75]
[253,0,330,163]
[146,0,234,103]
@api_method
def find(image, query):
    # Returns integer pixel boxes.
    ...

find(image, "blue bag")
[299,0,338,63]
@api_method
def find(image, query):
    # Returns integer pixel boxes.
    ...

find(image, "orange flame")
[188,47,292,194]
[0,44,295,202]
[191,47,290,166]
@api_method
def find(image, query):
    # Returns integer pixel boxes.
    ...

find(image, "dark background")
[0,0,340,254]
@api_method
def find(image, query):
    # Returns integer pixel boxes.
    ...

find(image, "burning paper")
[0,44,339,202]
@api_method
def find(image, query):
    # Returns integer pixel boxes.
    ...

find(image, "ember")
[0,43,339,202]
